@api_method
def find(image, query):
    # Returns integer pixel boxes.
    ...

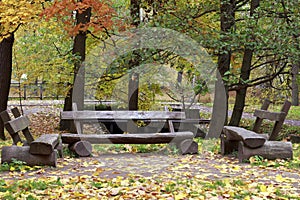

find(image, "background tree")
[43,0,116,130]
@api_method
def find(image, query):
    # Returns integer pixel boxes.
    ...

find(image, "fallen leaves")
[0,108,299,199]
[0,152,299,199]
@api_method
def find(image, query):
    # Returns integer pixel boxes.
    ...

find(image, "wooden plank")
[253,99,271,132]
[269,100,291,141]
[238,141,293,162]
[1,146,57,167]
[11,107,35,144]
[61,111,185,120]
[253,110,286,121]
[0,110,22,144]
[61,131,194,144]
[7,116,31,133]
[170,119,210,124]
[29,134,59,155]
[223,126,266,148]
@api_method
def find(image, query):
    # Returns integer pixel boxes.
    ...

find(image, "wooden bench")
[168,108,210,138]
[221,99,293,162]
[0,107,62,167]
[60,103,199,156]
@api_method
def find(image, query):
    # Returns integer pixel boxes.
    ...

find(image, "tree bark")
[291,64,299,106]
[0,34,14,140]
[217,0,236,125]
[128,0,141,110]
[60,3,91,131]
[229,0,259,126]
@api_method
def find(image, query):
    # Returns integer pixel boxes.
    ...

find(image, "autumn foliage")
[0,0,44,41]
[42,0,117,36]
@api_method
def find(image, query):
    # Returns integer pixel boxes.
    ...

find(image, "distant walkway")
[7,100,300,127]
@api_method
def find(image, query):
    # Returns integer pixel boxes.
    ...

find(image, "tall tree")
[43,0,116,130]
[0,35,14,140]
[0,0,44,139]
[229,0,259,126]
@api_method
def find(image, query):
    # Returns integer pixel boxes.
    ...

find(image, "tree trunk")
[60,4,91,131]
[229,0,259,126]
[291,64,299,106]
[128,0,141,110]
[128,72,139,110]
[0,34,14,140]
[216,0,236,125]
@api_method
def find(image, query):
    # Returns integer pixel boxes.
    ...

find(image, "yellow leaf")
[260,184,267,192]
[10,166,15,171]
[175,193,187,200]
[276,174,284,182]
[17,141,23,146]
[244,195,251,200]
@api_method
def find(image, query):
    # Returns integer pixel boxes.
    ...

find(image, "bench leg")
[69,141,93,157]
[177,139,198,155]
[220,134,239,155]
[55,141,63,158]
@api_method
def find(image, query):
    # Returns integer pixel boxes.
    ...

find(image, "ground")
[0,100,299,199]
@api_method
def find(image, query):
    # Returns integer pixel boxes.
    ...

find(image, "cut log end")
[69,141,93,157]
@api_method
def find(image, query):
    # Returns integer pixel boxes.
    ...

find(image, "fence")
[9,82,65,100]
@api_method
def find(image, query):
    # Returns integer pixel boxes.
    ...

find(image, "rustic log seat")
[0,108,62,167]
[60,103,199,156]
[222,126,267,149]
[221,99,293,162]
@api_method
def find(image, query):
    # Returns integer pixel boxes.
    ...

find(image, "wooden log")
[238,141,293,163]
[223,126,266,148]
[61,132,194,144]
[177,139,198,155]
[29,134,59,155]
[61,110,185,120]
[1,146,57,167]
[69,141,92,157]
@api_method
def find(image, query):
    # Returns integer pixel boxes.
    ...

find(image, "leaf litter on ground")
[0,107,299,199]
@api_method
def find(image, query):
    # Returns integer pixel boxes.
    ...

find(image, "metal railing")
[9,82,65,100]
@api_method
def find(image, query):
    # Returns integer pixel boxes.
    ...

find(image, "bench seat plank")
[61,111,185,120]
[29,134,60,155]
[223,126,266,148]
[61,131,194,144]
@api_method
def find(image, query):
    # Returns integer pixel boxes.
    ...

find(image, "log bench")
[60,103,199,156]
[0,108,62,167]
[221,99,293,162]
